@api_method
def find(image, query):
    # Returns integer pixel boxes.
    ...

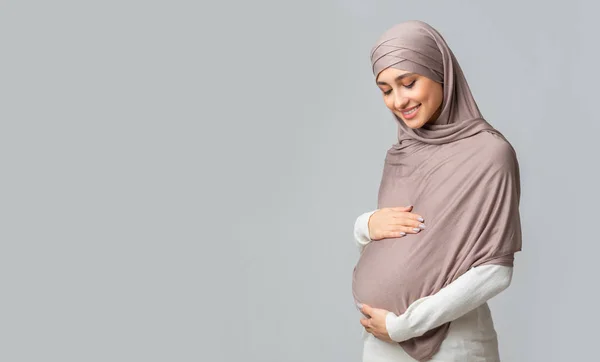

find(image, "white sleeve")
[385,264,513,342]
[354,210,378,253]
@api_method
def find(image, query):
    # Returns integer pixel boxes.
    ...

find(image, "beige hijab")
[352,20,522,361]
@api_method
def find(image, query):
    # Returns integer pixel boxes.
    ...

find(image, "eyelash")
[383,80,416,95]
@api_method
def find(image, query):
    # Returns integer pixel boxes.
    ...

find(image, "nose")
[393,91,409,111]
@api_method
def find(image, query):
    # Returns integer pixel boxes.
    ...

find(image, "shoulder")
[472,131,519,172]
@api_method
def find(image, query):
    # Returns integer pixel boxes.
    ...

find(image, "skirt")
[361,302,501,362]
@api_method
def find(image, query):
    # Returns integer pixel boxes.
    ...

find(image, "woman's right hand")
[368,205,425,241]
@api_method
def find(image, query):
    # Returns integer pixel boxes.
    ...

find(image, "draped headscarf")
[352,20,522,361]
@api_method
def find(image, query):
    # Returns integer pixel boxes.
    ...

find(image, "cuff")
[354,210,377,246]
[385,311,406,342]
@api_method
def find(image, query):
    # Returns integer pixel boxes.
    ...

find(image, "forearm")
[385,264,513,342]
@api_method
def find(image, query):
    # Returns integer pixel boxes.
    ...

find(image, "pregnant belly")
[352,236,441,314]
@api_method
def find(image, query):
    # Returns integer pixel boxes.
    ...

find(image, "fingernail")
[400,232,406,236]
[417,217,424,222]
[413,228,421,232]
[356,303,363,309]
[419,223,426,229]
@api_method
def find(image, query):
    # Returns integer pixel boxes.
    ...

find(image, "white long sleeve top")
[354,210,514,362]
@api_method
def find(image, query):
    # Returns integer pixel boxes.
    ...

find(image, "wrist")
[366,209,378,241]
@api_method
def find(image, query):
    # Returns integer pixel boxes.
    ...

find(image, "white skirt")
[361,302,501,362]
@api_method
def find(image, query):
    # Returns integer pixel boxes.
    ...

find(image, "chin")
[395,110,428,129]
[401,117,427,129]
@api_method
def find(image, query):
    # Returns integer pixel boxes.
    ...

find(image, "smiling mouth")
[400,104,421,119]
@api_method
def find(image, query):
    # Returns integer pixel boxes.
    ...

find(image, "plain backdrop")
[1,1,599,361]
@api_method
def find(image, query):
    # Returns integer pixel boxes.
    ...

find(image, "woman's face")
[376,67,443,129]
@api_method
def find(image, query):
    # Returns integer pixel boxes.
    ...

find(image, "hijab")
[352,20,522,361]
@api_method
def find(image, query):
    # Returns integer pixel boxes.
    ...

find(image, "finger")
[361,304,372,317]
[388,219,421,229]
[390,205,413,212]
[392,212,424,223]
[391,225,422,234]
[405,212,425,222]
[360,318,373,329]
[394,218,425,229]
[407,226,423,233]
[385,231,406,238]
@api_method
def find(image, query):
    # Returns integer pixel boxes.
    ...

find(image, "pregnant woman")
[351,21,523,362]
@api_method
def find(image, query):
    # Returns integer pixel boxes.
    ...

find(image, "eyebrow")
[376,72,416,86]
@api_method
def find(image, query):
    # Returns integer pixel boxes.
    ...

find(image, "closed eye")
[403,80,416,89]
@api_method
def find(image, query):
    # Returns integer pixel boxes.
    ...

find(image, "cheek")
[409,88,427,105]
[430,85,443,108]
[383,97,395,110]
[420,86,441,109]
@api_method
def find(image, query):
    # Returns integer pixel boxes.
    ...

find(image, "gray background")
[1,1,599,361]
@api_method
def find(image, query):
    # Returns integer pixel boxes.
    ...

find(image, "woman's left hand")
[359,303,394,343]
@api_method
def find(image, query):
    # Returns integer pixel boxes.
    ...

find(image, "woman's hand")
[358,303,394,343]
[368,205,425,241]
